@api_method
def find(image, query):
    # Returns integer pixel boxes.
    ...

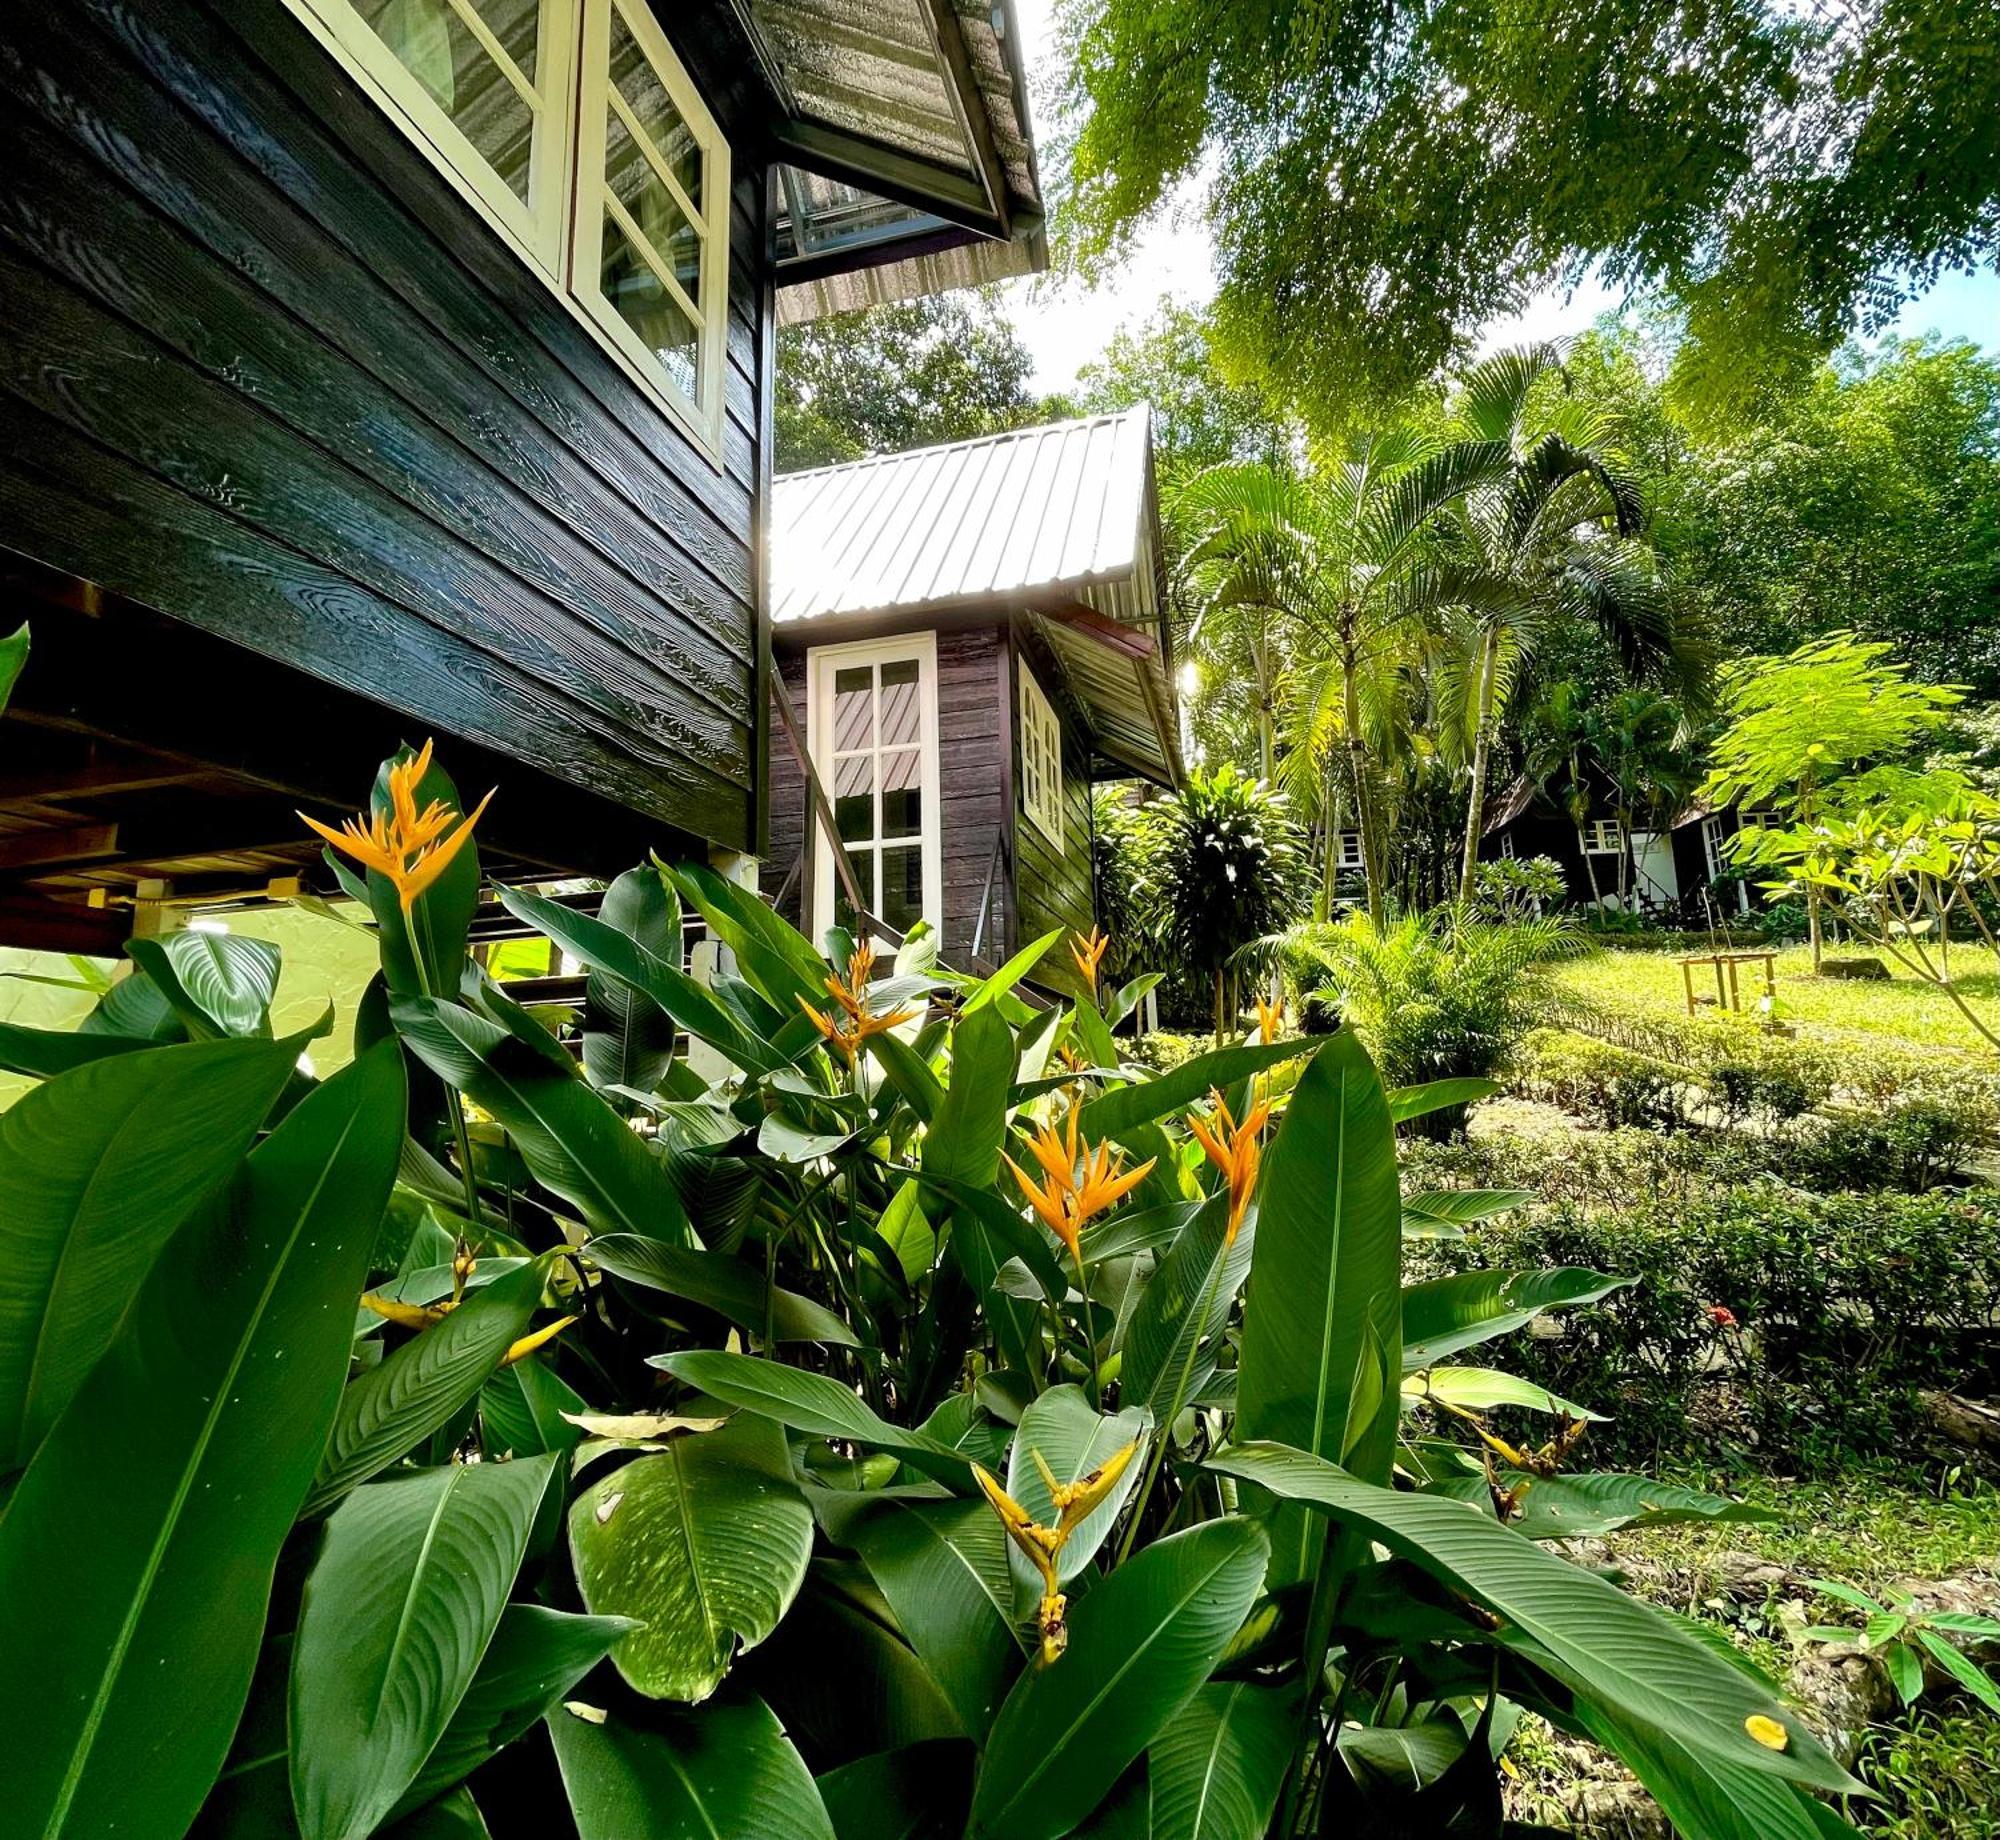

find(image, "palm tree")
[1596,688,1699,909]
[1524,680,1610,909]
[1176,432,1505,922]
[1445,344,1705,903]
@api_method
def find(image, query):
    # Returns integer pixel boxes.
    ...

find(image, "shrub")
[1416,1189,2000,1470]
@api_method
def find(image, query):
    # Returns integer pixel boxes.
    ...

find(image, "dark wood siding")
[762,625,1010,965]
[0,0,764,854]
[1012,627,1095,995]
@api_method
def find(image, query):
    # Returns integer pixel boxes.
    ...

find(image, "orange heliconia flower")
[1254,993,1285,1044]
[1002,1107,1154,1259]
[1068,926,1110,997]
[301,740,493,913]
[799,938,919,1065]
[1185,1087,1272,1244]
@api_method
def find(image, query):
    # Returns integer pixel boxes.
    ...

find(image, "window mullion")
[439,0,543,111]
[602,190,703,330]
[605,83,705,236]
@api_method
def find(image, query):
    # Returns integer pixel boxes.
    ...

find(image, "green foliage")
[1472,853,1567,921]
[1053,0,2000,422]
[0,742,1869,1837]
[775,291,1039,470]
[1794,1579,2000,1716]
[0,620,26,712]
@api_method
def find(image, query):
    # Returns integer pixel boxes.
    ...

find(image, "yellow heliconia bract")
[798,938,920,1065]
[1002,1106,1154,1261]
[300,738,494,914]
[501,1315,577,1369]
[1069,926,1111,997]
[1185,1087,1272,1245]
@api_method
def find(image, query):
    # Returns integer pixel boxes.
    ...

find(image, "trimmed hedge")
[1413,1189,2000,1471]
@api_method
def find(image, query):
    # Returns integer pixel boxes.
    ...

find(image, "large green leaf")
[1386,1077,1501,1124]
[393,994,693,1243]
[1210,1442,1856,1795]
[0,620,26,712]
[817,1741,970,1840]
[1401,1188,1534,1227]
[570,1413,814,1701]
[1076,1038,1307,1141]
[924,1006,1015,1188]
[479,1353,586,1459]
[1429,1470,1779,1541]
[1006,1384,1150,1585]
[1235,1032,1402,1595]
[1122,1193,1251,1423]
[383,1789,491,1839]
[1400,1268,1632,1369]
[816,1490,1022,1735]
[0,1044,405,1840]
[79,966,185,1042]
[1148,1680,1298,1840]
[290,1455,557,1840]
[970,1518,1270,1840]
[961,928,1062,1013]
[583,868,684,1092]
[0,1035,302,1474]
[588,1232,857,1345]
[0,1020,154,1080]
[384,1605,635,1821]
[126,931,283,1039]
[664,860,827,1012]
[499,879,780,1078]
[303,1259,548,1517]
[548,1695,835,1840]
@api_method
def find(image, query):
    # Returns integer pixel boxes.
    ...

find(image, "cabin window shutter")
[1579,818,1624,854]
[1019,665,1064,850]
[285,0,730,462]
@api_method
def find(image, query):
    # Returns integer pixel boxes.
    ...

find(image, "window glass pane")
[880,659,920,745]
[882,779,922,841]
[608,8,704,206]
[880,846,923,931]
[833,667,873,753]
[606,106,701,298]
[835,849,875,932]
[599,213,697,397]
[360,0,536,201]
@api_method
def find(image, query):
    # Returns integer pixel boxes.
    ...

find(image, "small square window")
[1019,664,1064,850]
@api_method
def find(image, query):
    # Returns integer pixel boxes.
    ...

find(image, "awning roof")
[732,0,1046,319]
[771,409,1182,784]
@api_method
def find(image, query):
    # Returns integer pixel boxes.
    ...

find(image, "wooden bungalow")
[0,0,1045,954]
[760,408,1182,990]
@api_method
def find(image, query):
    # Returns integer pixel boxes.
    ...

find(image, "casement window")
[1701,813,1728,881]
[1579,818,1625,855]
[807,635,942,941]
[1019,664,1064,849]
[287,0,729,458]
[1334,831,1365,872]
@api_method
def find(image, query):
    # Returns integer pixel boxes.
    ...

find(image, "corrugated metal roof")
[771,409,1152,624]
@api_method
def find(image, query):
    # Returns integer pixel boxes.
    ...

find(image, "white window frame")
[806,633,943,945]
[1018,662,1065,850]
[284,0,729,464]
[1334,830,1365,872]
[1701,813,1728,882]
[1579,817,1624,855]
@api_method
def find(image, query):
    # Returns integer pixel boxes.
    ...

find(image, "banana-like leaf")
[393,995,694,1244]
[569,1413,813,1702]
[291,1455,558,1840]
[817,1741,971,1840]
[0,620,26,712]
[1402,1188,1534,1226]
[126,931,283,1039]
[549,1695,834,1840]
[588,1232,857,1345]
[303,1259,548,1517]
[1401,1267,1631,1369]
[79,966,185,1042]
[1148,1679,1298,1840]
[1385,1077,1502,1124]
[1430,1470,1777,1540]
[664,860,827,1011]
[1076,1038,1307,1141]
[961,928,1062,1013]
[0,1045,405,1840]
[0,1035,301,1474]
[1210,1442,1857,1795]
[1122,1193,1251,1423]
[815,1491,1022,1736]
[1579,1700,1862,1840]
[584,868,683,1092]
[480,1355,587,1458]
[499,879,781,1077]
[384,1605,635,1821]
[384,1789,491,1838]
[1005,1384,1150,1586]
[1403,1365,1606,1421]
[0,1020,154,1080]
[1235,1032,1403,1595]
[924,1007,1014,1189]
[970,1519,1271,1840]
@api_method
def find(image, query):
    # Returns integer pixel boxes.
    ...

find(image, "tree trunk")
[1579,831,1604,910]
[1254,620,1276,785]
[1457,625,1501,907]
[1343,661,1382,925]
[1212,967,1226,1049]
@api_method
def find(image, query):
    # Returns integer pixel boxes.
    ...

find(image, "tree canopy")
[1053,0,2000,424]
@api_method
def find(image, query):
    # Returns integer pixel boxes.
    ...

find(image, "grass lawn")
[1553,941,1998,1060]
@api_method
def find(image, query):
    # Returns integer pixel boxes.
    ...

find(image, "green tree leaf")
[0,1044,405,1840]
[1122,1193,1251,1423]
[1210,1442,1856,1795]
[1400,1267,1632,1368]
[548,1695,834,1840]
[393,994,693,1244]
[303,1258,548,1517]
[126,931,283,1039]
[970,1518,1270,1840]
[816,1740,970,1840]
[290,1455,558,1840]
[0,1035,302,1474]
[1005,1384,1150,1585]
[588,1232,856,1345]
[1148,1679,1299,1840]
[1076,1038,1307,1141]
[569,1414,814,1702]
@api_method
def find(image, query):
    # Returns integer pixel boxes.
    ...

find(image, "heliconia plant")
[0,743,1869,1840]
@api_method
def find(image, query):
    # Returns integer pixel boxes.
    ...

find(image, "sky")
[1000,0,1999,395]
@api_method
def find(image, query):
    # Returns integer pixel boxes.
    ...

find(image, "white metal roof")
[769,408,1154,625]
